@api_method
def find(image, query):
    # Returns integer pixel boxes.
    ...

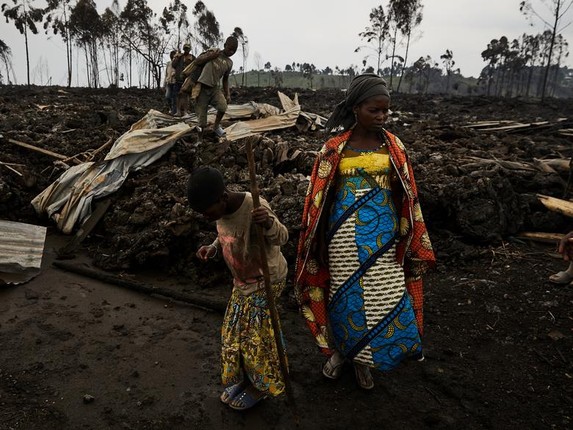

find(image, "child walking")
[187,166,289,410]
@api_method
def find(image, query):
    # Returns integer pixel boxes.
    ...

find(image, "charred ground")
[0,86,572,429]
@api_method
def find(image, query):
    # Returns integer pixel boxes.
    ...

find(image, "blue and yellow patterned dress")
[326,144,422,370]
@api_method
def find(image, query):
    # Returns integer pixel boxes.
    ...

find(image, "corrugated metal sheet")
[0,220,47,285]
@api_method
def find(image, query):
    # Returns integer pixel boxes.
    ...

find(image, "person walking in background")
[294,73,436,390]
[192,36,238,143]
[187,166,289,410]
[164,50,177,115]
[172,43,195,116]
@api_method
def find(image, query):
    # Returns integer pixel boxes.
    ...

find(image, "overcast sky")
[2,0,572,86]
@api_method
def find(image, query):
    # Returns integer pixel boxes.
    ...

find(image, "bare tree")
[520,0,573,100]
[0,39,14,83]
[440,49,455,93]
[101,1,122,87]
[120,0,165,89]
[253,51,261,87]
[302,62,316,89]
[232,27,248,87]
[391,0,423,92]
[191,1,221,51]
[1,0,45,85]
[160,0,189,50]
[44,0,75,87]
[355,6,389,76]
[264,61,271,86]
[69,0,102,88]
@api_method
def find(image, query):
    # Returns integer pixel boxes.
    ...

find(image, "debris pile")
[1,86,572,275]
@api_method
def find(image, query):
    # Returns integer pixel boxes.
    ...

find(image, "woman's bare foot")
[322,350,345,379]
[353,362,374,390]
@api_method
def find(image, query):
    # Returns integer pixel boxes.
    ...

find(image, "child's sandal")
[228,387,267,411]
[220,381,247,404]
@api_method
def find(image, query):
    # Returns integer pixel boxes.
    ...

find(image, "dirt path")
[1,231,572,429]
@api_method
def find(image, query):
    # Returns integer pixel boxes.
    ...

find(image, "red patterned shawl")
[294,129,436,356]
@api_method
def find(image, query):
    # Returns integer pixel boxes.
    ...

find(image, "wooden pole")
[5,137,69,160]
[53,260,227,313]
[244,136,298,421]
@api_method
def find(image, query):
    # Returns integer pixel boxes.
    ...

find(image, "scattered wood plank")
[462,120,514,129]
[4,137,68,160]
[464,118,573,136]
[52,260,227,313]
[0,162,23,177]
[459,156,538,172]
[533,158,569,173]
[517,232,563,244]
[537,194,573,218]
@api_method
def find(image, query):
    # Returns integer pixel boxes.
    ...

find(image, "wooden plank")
[537,194,573,218]
[5,137,68,160]
[462,121,515,129]
[517,232,563,244]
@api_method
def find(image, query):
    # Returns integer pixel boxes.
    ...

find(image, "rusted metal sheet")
[0,220,47,285]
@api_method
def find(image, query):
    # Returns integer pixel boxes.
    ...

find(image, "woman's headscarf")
[324,73,390,132]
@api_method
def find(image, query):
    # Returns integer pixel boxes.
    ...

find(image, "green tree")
[302,62,316,89]
[1,0,45,85]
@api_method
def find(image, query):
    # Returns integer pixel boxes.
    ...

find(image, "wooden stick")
[517,232,563,244]
[0,162,23,176]
[88,136,115,161]
[5,137,68,160]
[245,136,298,421]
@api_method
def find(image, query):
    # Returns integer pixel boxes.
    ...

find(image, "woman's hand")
[196,245,217,261]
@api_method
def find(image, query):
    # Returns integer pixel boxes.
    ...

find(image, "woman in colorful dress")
[294,73,435,389]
